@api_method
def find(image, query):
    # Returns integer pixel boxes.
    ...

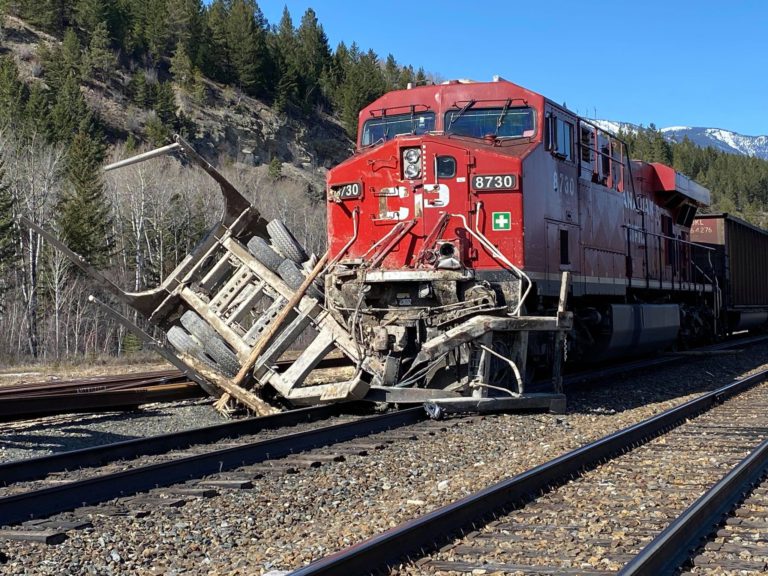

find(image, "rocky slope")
[0,15,354,190]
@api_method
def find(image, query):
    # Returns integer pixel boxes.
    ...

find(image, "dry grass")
[0,353,173,387]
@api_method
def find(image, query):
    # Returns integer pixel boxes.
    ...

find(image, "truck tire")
[246,236,284,273]
[166,326,216,370]
[180,311,240,377]
[267,219,308,264]
[277,259,323,301]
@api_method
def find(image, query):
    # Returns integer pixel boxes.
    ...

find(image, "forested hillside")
[0,1,765,365]
[0,0,431,363]
[620,126,768,228]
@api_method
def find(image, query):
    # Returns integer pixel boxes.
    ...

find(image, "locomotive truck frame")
[29,77,768,416]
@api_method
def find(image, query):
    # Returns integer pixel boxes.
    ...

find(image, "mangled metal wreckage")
[27,136,569,417]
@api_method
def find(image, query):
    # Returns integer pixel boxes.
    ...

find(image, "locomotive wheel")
[277,259,323,301]
[246,236,284,273]
[267,219,308,264]
[180,311,240,377]
[166,326,217,371]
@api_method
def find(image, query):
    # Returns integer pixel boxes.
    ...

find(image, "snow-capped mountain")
[591,120,768,160]
[660,127,768,159]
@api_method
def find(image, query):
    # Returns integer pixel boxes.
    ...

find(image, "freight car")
[690,214,768,332]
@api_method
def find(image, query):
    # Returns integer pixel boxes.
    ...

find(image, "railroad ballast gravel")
[3,345,768,575]
[0,399,226,463]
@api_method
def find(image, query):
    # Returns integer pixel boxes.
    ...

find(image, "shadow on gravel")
[0,406,209,458]
[563,344,768,416]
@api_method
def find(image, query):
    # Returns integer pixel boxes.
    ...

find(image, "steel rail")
[619,437,768,575]
[288,368,768,575]
[0,407,425,527]
[0,354,352,398]
[0,383,203,420]
[0,404,343,485]
[0,370,184,396]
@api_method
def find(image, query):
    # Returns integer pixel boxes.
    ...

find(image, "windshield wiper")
[495,99,512,136]
[447,100,476,131]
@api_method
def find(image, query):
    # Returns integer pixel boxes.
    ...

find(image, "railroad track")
[0,370,201,421]
[289,367,768,575]
[680,469,768,575]
[0,354,353,421]
[0,404,438,539]
[3,334,762,424]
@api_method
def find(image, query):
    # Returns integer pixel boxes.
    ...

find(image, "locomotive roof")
[358,78,545,121]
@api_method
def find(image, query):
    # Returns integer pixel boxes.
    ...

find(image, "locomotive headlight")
[402,147,422,179]
[404,148,421,163]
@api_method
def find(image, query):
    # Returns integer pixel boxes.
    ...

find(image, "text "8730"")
[472,174,516,190]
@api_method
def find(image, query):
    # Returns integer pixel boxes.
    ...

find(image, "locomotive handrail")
[576,118,633,195]
[443,205,532,316]
[624,224,717,290]
[622,225,716,250]
[367,103,432,117]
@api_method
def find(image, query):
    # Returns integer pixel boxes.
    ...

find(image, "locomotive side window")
[554,118,574,161]
[361,112,435,146]
[580,126,594,162]
[436,156,456,178]
[445,107,535,139]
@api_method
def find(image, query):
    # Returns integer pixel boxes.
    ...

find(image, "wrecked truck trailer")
[27,135,569,416]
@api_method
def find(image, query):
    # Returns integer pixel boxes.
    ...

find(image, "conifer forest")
[0,0,765,363]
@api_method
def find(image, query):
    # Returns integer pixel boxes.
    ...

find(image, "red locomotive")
[325,76,744,397]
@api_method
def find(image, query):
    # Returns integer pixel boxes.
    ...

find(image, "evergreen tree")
[164,0,202,56]
[40,27,83,91]
[145,112,171,145]
[274,6,297,68]
[58,130,114,268]
[23,84,52,139]
[153,81,177,125]
[170,40,194,88]
[0,56,28,127]
[415,67,427,86]
[272,6,300,110]
[397,65,415,89]
[74,0,115,39]
[340,49,386,136]
[191,67,207,104]
[275,64,299,113]
[295,8,330,108]
[383,54,399,91]
[61,27,84,78]
[267,157,282,180]
[225,0,270,96]
[129,70,151,108]
[84,20,116,82]
[50,73,92,142]
[203,0,232,83]
[143,0,170,62]
[14,0,71,35]
[321,41,349,109]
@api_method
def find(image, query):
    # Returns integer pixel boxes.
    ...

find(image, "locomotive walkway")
[290,367,768,575]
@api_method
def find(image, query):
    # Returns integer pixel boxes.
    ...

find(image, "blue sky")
[259,0,768,136]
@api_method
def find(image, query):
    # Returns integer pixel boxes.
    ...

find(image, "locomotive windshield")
[445,106,535,139]
[361,112,436,146]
